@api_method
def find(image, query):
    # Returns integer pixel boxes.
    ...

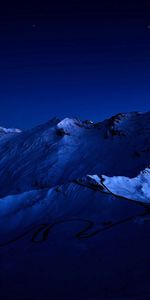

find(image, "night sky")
[0,0,150,129]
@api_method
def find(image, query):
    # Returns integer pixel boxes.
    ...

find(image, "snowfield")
[101,168,150,203]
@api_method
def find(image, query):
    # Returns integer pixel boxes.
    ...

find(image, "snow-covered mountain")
[0,111,150,198]
[0,111,150,300]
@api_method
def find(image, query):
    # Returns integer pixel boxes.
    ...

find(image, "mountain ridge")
[0,111,149,198]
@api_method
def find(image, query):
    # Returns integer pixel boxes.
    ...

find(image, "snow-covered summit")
[56,117,94,135]
[56,118,80,135]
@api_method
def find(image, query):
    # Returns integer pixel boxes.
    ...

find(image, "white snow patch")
[56,118,80,134]
[0,127,21,134]
[102,168,150,203]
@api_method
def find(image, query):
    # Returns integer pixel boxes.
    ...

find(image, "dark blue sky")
[0,0,150,128]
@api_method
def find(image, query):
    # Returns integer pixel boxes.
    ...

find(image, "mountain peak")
[0,126,22,137]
